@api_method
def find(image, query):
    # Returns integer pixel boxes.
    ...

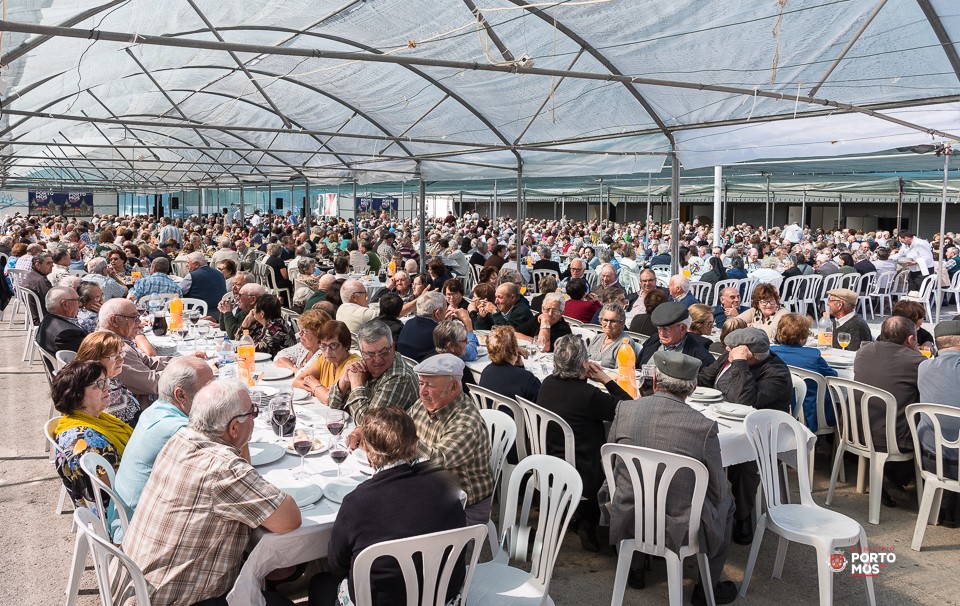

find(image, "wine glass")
[188,310,201,336]
[196,322,210,350]
[534,334,547,356]
[292,427,315,479]
[837,332,851,351]
[330,442,350,477]
[326,409,347,439]
[270,396,295,439]
[171,327,186,351]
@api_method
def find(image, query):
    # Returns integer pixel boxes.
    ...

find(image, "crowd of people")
[6,205,960,605]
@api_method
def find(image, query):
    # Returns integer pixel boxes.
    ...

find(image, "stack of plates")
[262,367,295,381]
[688,387,723,404]
[711,402,755,421]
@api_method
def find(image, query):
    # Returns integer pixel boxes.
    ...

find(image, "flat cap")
[413,353,464,378]
[724,327,770,353]
[651,302,689,327]
[934,320,960,338]
[652,350,701,381]
[827,288,858,307]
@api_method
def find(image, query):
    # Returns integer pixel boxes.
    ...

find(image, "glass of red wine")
[271,397,295,440]
[293,428,314,479]
[325,409,346,438]
[330,444,349,477]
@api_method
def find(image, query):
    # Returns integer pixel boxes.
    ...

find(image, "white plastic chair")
[788,366,842,484]
[352,524,487,606]
[781,275,821,317]
[516,397,575,467]
[583,269,600,291]
[171,259,189,277]
[817,273,845,314]
[136,292,176,307]
[825,377,921,524]
[945,270,960,306]
[903,274,938,322]
[43,418,70,514]
[905,403,960,551]
[531,269,559,294]
[79,452,131,539]
[479,408,518,556]
[688,281,712,306]
[467,455,582,606]
[261,262,293,305]
[19,287,44,364]
[868,272,895,317]
[38,346,58,386]
[710,279,740,306]
[851,272,877,319]
[170,296,208,317]
[6,268,29,329]
[56,349,77,370]
[740,410,875,606]
[74,507,152,606]
[888,269,911,301]
[601,443,717,606]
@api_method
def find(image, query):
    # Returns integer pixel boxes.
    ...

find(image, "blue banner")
[355,196,398,213]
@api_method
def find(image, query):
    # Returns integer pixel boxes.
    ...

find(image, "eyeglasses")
[62,298,81,303]
[87,378,109,390]
[758,299,779,307]
[542,307,562,315]
[361,347,393,361]
[102,353,123,362]
[116,313,139,320]
[600,317,623,325]
[318,342,342,352]
[229,407,259,424]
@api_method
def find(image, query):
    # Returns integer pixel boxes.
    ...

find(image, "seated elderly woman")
[433,319,479,387]
[478,265,499,286]
[442,277,469,311]
[76,281,103,334]
[309,406,467,606]
[710,316,748,354]
[478,325,541,403]
[770,313,838,432]
[537,334,633,552]
[250,294,296,356]
[563,278,601,324]
[515,292,572,353]
[687,304,716,350]
[274,309,332,372]
[427,258,454,291]
[530,275,558,313]
[75,331,142,426]
[51,360,133,508]
[587,303,641,369]
[296,320,361,404]
[736,283,787,340]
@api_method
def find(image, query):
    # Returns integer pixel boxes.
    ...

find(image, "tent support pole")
[418,167,426,273]
[713,166,722,246]
[305,180,311,231]
[937,150,950,322]
[764,175,771,229]
[917,193,922,231]
[645,174,651,247]
[239,183,244,222]
[801,190,807,229]
[896,177,903,231]
[516,162,524,241]
[670,146,681,275]
[838,194,843,229]
[352,180,358,240]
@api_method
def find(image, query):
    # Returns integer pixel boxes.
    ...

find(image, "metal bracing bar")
[513,48,584,145]
[1,19,953,142]
[808,0,889,97]
[461,0,515,62]
[79,108,162,185]
[669,147,681,276]
[85,91,162,161]
[39,150,77,183]
[55,133,114,183]
[0,0,127,65]
[418,167,427,273]
[379,95,450,156]
[916,0,960,84]
[184,0,292,128]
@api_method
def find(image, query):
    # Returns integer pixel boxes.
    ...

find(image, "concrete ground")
[3,303,960,606]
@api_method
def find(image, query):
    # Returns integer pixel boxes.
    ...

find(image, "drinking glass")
[837,332,851,351]
[293,427,315,479]
[188,310,201,339]
[330,441,350,477]
[270,396,295,439]
[196,322,210,350]
[920,343,935,358]
[326,409,347,438]
[171,327,187,351]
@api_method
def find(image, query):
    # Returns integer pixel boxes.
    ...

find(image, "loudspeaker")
[275,197,284,210]
[171,196,180,210]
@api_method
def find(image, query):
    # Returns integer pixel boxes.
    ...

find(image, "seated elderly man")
[36,286,87,361]
[128,257,182,302]
[48,248,71,286]
[84,256,128,301]
[668,274,700,306]
[218,281,265,340]
[303,273,336,311]
[712,287,749,325]
[515,292,571,353]
[109,357,214,543]
[559,257,590,294]
[331,321,419,423]
[638,302,715,368]
[489,282,533,329]
[698,327,792,544]
[408,353,494,527]
[179,251,227,321]
[397,291,446,362]
[606,351,737,603]
[917,321,960,525]
[123,381,301,606]
[20,251,54,323]
[826,288,873,351]
[336,279,379,333]
[854,315,924,506]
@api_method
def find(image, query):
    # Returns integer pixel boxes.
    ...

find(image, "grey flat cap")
[934,321,960,338]
[724,327,770,353]
[413,353,464,378]
[651,302,689,327]
[652,350,701,381]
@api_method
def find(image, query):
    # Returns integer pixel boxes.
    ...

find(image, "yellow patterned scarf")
[55,410,133,457]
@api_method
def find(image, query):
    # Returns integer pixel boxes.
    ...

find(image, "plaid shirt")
[123,428,285,606]
[328,354,418,424]
[129,272,182,301]
[409,393,494,505]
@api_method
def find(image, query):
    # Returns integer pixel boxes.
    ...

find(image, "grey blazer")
[605,393,734,557]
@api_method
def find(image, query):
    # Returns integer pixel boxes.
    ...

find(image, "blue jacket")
[182,265,227,320]
[397,315,438,362]
[770,344,838,432]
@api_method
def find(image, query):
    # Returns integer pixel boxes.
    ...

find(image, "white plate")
[692,387,723,399]
[324,477,363,503]
[712,403,755,419]
[275,484,323,508]
[284,437,329,456]
[254,352,273,362]
[249,442,285,467]
[352,449,375,475]
[262,367,295,381]
[249,385,279,399]
[292,387,313,402]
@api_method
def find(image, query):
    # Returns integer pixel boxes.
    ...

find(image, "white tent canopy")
[0,0,957,188]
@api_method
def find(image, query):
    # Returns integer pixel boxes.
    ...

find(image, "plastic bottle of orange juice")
[388,259,396,277]
[616,338,638,399]
[169,296,183,330]
[237,330,256,386]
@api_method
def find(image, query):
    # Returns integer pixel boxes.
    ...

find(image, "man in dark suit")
[826,288,873,351]
[396,291,446,362]
[37,286,88,372]
[698,328,792,545]
[489,282,533,329]
[638,303,715,368]
[468,240,488,268]
[20,251,54,324]
[532,246,561,274]
[606,351,737,604]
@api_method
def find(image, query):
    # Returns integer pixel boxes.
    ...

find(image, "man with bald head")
[303,273,336,311]
[36,286,87,367]
[219,281,266,340]
[713,287,748,325]
[337,279,379,333]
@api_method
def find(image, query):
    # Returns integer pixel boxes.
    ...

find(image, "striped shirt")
[409,393,494,506]
[130,272,182,301]
[328,354,418,424]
